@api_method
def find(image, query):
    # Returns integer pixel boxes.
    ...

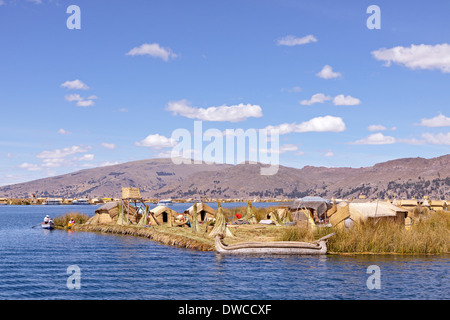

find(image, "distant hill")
[1,155,449,200]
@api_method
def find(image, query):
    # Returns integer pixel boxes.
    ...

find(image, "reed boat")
[215,233,335,255]
[41,221,55,230]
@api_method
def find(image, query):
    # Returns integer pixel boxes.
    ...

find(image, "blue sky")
[1,0,450,185]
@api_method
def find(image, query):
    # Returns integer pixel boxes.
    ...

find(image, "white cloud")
[372,43,450,73]
[351,133,396,145]
[277,34,317,46]
[397,137,425,145]
[37,145,91,159]
[101,142,116,149]
[64,94,83,102]
[166,99,263,122]
[126,43,177,61]
[27,0,42,4]
[368,124,387,131]
[422,132,450,145]
[41,158,65,168]
[324,151,335,157]
[100,161,120,167]
[316,65,342,79]
[19,162,42,171]
[75,154,94,161]
[76,100,95,107]
[295,116,346,132]
[279,144,299,153]
[64,94,97,107]
[60,79,89,90]
[19,145,93,172]
[135,134,176,149]
[300,93,331,106]
[368,124,396,132]
[419,114,450,127]
[265,115,346,134]
[333,94,361,106]
[58,128,71,135]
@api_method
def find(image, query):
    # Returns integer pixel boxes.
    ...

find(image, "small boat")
[215,233,335,255]
[157,199,173,206]
[72,199,90,205]
[41,221,55,230]
[44,198,61,205]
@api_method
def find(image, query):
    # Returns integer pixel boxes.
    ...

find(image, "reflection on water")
[0,205,448,300]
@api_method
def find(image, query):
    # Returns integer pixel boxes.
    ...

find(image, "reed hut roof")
[348,201,407,222]
[150,205,179,217]
[429,200,447,208]
[330,205,350,227]
[185,203,216,215]
[400,200,418,207]
[95,201,120,213]
[291,196,331,219]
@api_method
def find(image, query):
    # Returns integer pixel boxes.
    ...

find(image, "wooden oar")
[31,222,42,228]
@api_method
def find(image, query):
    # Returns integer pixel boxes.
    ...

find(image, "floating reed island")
[54,189,449,255]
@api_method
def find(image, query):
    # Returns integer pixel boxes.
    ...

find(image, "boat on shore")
[215,233,335,255]
[44,198,61,205]
[41,221,55,230]
[72,199,90,205]
[157,199,173,206]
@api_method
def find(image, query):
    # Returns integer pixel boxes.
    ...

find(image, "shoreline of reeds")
[73,224,215,251]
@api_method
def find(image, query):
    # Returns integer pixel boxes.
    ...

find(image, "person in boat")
[68,219,75,228]
[43,215,50,224]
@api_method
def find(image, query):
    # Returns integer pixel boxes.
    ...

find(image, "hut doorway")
[162,212,168,223]
[200,211,206,221]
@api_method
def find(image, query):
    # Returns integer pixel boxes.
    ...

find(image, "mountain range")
[1,155,449,200]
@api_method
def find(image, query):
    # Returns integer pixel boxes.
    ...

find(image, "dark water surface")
[0,204,448,300]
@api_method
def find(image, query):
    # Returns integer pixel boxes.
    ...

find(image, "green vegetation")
[53,212,90,228]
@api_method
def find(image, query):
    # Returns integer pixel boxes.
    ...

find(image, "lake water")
[0,204,448,300]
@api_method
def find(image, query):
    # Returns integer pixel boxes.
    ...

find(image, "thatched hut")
[86,201,139,225]
[329,200,408,229]
[429,200,447,211]
[148,205,178,226]
[399,200,419,211]
[290,196,331,223]
[185,203,216,222]
[86,201,119,224]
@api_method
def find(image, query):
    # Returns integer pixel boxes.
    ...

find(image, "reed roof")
[185,203,216,215]
[150,205,179,216]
